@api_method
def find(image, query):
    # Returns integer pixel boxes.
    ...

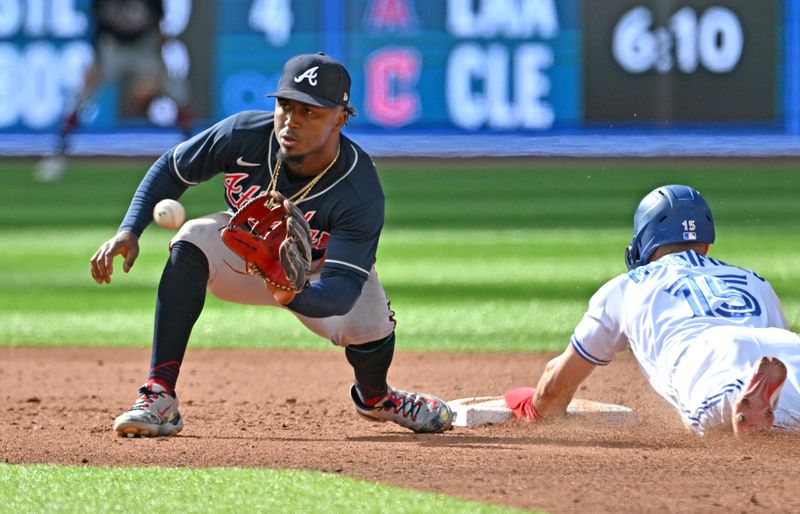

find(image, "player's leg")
[60,56,106,151]
[139,213,453,434]
[109,31,164,111]
[346,333,394,405]
[67,35,119,140]
[161,63,193,139]
[114,215,231,437]
[671,326,800,436]
[733,356,787,437]
[347,337,452,429]
[738,328,800,433]
[128,32,194,139]
[293,270,453,433]
[669,333,761,435]
[113,239,208,437]
[35,38,108,182]
[59,62,102,148]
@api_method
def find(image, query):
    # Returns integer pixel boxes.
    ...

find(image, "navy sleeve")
[284,199,383,317]
[171,115,237,184]
[117,114,248,236]
[323,198,383,274]
[285,267,367,318]
[118,151,188,236]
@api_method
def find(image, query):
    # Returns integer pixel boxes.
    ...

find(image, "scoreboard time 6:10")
[583,0,778,124]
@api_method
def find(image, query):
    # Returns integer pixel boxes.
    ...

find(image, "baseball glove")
[221,191,312,293]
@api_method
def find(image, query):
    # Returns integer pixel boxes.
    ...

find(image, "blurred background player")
[89,52,453,437]
[505,184,800,437]
[35,0,192,182]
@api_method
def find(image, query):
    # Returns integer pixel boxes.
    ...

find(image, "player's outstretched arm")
[533,346,597,418]
[90,231,140,284]
[504,345,597,421]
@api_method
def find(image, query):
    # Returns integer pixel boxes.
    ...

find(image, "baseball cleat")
[350,385,454,434]
[113,382,184,438]
[33,155,67,183]
[732,357,787,438]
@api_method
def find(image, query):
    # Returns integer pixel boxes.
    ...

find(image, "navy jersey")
[168,110,384,277]
[93,0,164,42]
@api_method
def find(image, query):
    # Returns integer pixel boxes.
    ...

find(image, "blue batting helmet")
[625,185,715,270]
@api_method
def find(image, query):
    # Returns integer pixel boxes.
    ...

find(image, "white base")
[450,396,636,427]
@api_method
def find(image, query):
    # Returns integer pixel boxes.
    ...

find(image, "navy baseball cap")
[268,53,351,109]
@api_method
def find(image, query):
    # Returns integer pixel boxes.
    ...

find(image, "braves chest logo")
[224,173,260,209]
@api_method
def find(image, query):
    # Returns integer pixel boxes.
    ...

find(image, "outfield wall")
[1,0,799,157]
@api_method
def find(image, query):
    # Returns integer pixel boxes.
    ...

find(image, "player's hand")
[90,231,140,284]
[504,387,541,421]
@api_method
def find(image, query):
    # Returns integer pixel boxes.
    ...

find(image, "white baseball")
[153,199,186,230]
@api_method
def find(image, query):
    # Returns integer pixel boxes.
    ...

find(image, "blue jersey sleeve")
[286,267,367,317]
[170,115,237,185]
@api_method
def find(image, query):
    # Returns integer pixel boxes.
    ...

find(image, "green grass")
[0,464,533,514]
[0,158,797,513]
[1,159,799,350]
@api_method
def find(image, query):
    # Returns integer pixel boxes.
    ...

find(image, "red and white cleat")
[114,382,183,438]
[733,357,787,438]
[350,385,453,434]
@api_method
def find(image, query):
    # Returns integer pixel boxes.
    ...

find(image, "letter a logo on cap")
[294,66,319,86]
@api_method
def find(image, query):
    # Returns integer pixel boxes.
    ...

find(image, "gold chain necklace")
[266,145,340,206]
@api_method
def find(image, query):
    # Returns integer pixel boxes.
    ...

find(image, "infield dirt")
[1,347,799,513]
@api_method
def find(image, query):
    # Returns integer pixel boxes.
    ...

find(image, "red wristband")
[504,387,540,421]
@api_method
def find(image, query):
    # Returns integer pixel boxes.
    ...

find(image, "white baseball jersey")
[571,249,800,434]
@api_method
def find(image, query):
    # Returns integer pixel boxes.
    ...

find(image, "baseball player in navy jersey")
[89,53,453,437]
[505,185,800,437]
[36,0,193,182]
